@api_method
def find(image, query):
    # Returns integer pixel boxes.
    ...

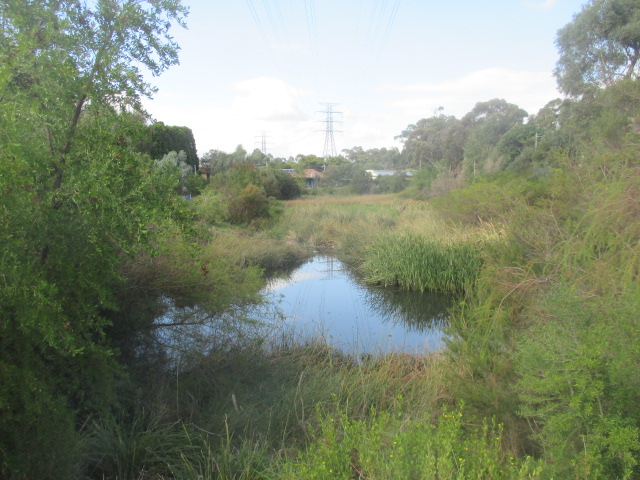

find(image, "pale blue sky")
[143,0,587,158]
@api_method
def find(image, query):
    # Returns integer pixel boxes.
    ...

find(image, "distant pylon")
[318,103,342,161]
[254,131,269,155]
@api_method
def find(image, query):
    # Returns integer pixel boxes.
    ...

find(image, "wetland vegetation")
[2,1,640,479]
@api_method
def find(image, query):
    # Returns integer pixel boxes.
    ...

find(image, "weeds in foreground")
[275,405,542,479]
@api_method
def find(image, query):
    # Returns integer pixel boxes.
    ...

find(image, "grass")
[80,172,640,479]
[270,194,493,292]
[361,234,486,294]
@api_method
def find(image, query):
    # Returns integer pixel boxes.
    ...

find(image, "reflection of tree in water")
[363,286,453,332]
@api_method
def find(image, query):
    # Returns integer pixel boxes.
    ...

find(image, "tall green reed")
[362,233,485,294]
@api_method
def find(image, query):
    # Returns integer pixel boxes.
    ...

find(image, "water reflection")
[363,286,453,332]
[257,256,452,354]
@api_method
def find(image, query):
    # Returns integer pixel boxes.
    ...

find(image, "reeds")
[362,233,485,294]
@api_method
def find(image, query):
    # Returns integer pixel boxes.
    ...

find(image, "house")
[199,165,211,181]
[365,169,396,179]
[304,169,323,188]
[366,169,414,179]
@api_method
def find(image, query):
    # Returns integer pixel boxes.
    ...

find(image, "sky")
[142,0,588,159]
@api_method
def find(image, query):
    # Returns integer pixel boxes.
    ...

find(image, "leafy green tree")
[155,150,204,195]
[230,144,248,164]
[350,168,372,194]
[247,147,269,166]
[297,153,325,171]
[0,0,187,476]
[406,165,438,198]
[140,122,199,168]
[260,168,301,200]
[373,172,408,194]
[228,183,270,224]
[397,115,464,171]
[341,145,368,163]
[496,122,537,168]
[461,99,528,176]
[555,0,640,97]
[322,162,354,188]
[201,148,234,174]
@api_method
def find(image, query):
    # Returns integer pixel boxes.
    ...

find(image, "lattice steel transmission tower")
[254,131,269,155]
[319,103,342,161]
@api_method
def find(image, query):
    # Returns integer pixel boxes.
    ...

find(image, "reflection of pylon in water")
[321,256,339,279]
[319,103,342,162]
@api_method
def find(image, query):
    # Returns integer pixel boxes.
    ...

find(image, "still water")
[257,256,452,354]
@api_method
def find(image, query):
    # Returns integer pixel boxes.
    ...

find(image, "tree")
[342,146,367,163]
[0,0,187,476]
[230,144,248,164]
[555,0,640,97]
[140,122,199,168]
[461,99,528,176]
[350,168,372,194]
[247,147,268,166]
[155,150,204,195]
[397,115,464,171]
[260,168,301,200]
[297,153,325,171]
[201,148,233,174]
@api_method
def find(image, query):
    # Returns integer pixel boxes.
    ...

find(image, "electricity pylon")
[318,103,342,162]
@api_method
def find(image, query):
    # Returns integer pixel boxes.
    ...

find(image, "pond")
[256,255,452,354]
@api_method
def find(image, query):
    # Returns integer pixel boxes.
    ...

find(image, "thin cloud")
[382,68,560,118]
[231,77,311,122]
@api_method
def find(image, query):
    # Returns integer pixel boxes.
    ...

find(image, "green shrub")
[276,405,541,479]
[228,184,271,224]
[516,285,640,479]
[192,189,229,226]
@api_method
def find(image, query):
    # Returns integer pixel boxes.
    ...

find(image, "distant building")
[366,170,414,179]
[199,165,211,181]
[365,169,395,178]
[304,169,323,188]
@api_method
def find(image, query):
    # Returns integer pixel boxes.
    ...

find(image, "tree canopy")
[140,122,199,167]
[555,0,640,96]
[0,0,188,476]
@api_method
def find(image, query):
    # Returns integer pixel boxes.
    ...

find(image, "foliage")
[371,172,408,194]
[396,115,465,171]
[341,146,402,169]
[228,183,271,224]
[516,285,640,479]
[277,406,541,479]
[0,0,188,476]
[350,168,372,194]
[247,147,269,166]
[140,122,199,168]
[154,150,196,195]
[192,189,229,225]
[200,145,249,174]
[296,153,325,171]
[260,168,302,200]
[555,0,640,96]
[82,413,198,480]
[461,99,528,177]
[404,165,438,198]
[362,234,487,294]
